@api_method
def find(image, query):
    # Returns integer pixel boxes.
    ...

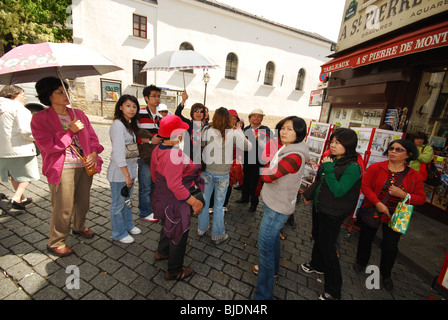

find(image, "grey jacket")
[261,142,310,215]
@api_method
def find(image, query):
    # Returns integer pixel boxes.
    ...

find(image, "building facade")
[71,0,334,123]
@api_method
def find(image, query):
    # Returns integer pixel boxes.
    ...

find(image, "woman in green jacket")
[409,131,434,181]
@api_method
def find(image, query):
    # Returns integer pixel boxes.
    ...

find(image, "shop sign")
[336,0,448,52]
[321,21,448,77]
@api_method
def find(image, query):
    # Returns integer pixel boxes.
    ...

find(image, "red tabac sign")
[320,21,448,77]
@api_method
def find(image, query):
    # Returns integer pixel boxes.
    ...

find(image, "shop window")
[133,60,147,86]
[179,42,194,74]
[295,68,306,91]
[408,70,448,148]
[133,14,147,39]
[328,107,383,128]
[225,53,238,80]
[264,61,275,86]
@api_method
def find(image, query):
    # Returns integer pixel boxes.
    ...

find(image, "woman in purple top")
[151,115,204,280]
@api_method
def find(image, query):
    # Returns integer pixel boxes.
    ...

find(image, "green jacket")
[409,145,434,172]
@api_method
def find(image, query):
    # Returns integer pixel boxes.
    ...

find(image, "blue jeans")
[254,204,289,300]
[197,172,229,241]
[110,181,136,241]
[138,159,154,218]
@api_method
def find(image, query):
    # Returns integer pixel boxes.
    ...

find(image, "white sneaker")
[209,208,214,213]
[119,235,134,244]
[140,213,159,222]
[129,227,141,235]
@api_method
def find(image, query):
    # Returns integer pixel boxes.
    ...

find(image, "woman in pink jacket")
[31,77,104,257]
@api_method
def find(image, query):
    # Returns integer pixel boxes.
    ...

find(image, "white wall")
[72,0,333,119]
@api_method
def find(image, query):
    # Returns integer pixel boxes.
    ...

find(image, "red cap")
[229,109,239,118]
[158,115,189,139]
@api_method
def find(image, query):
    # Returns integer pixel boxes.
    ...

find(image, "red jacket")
[361,161,426,222]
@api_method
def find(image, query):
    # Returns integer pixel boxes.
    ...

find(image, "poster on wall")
[101,79,122,102]
[309,89,323,106]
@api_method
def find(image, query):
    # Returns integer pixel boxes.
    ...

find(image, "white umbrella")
[142,50,219,89]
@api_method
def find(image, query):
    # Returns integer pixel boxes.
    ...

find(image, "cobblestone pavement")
[0,122,440,302]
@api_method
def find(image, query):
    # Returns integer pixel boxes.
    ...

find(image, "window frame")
[133,14,147,39]
[133,59,147,86]
[225,53,238,80]
[264,61,275,86]
[295,68,306,91]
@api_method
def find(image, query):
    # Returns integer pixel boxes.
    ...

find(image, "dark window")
[264,61,275,86]
[295,68,306,91]
[133,14,147,38]
[225,53,238,80]
[133,60,147,85]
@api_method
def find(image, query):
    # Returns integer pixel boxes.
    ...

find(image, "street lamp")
[203,70,210,106]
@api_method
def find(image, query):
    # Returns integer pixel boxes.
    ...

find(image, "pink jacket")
[31,107,104,184]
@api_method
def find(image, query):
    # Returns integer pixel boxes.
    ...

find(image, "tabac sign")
[336,0,448,52]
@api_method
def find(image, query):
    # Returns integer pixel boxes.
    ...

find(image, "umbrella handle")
[183,71,185,91]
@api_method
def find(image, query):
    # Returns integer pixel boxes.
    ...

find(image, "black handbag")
[356,206,381,228]
[303,176,323,201]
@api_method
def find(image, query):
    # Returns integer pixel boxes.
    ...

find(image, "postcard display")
[301,122,335,188]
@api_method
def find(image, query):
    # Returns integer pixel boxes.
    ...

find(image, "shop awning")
[320,20,448,79]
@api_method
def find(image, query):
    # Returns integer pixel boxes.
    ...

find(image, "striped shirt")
[261,153,302,183]
[137,107,160,142]
[378,170,406,212]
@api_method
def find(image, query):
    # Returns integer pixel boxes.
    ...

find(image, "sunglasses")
[193,109,204,113]
[388,146,406,153]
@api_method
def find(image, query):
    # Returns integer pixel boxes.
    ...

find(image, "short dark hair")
[276,116,307,143]
[189,102,205,119]
[330,128,358,156]
[35,77,69,106]
[142,85,161,98]
[411,131,428,144]
[382,139,418,161]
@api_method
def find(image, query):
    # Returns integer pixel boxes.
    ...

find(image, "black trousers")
[241,164,260,207]
[310,206,345,299]
[158,225,189,274]
[356,222,402,279]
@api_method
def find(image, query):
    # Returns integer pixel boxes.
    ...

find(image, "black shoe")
[9,200,26,210]
[0,193,8,200]
[234,185,243,190]
[382,277,393,291]
[21,198,33,206]
[236,198,249,204]
[249,205,257,212]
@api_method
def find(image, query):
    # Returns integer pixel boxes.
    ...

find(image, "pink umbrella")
[0,42,122,84]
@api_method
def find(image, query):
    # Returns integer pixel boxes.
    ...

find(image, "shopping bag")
[388,194,413,234]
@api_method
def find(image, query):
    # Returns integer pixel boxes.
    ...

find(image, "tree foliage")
[0,0,73,53]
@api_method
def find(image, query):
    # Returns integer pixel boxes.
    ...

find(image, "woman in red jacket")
[354,139,425,290]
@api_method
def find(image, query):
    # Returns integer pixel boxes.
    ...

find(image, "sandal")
[165,266,193,280]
